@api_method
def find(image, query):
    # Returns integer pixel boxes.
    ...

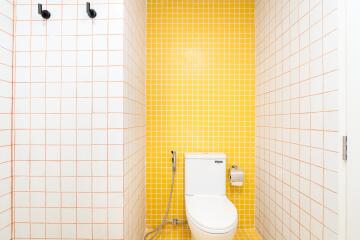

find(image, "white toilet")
[185,153,238,240]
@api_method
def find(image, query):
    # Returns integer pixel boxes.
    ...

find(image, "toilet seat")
[185,195,238,234]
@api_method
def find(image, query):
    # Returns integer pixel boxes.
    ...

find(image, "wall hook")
[38,4,51,19]
[86,2,97,18]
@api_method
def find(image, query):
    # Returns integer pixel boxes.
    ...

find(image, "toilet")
[185,153,238,240]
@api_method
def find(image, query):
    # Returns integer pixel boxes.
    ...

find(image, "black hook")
[38,4,51,19]
[86,2,97,18]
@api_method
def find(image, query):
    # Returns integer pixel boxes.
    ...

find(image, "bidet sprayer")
[171,151,177,171]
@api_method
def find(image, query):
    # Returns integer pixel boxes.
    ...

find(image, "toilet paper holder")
[229,165,244,186]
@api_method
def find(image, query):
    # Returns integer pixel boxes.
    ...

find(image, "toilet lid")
[186,195,238,233]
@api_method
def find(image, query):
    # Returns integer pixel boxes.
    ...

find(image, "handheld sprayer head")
[171,151,177,172]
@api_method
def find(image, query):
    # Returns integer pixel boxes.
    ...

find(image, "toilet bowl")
[184,153,238,240]
[186,195,237,240]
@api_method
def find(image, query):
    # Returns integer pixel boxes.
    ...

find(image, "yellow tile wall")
[146,0,256,238]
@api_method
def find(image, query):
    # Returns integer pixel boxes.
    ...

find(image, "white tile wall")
[255,0,339,239]
[11,1,146,239]
[123,0,146,239]
[0,0,13,239]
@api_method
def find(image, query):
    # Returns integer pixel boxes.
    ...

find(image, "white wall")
[123,0,146,239]
[11,1,145,239]
[122,0,146,238]
[255,0,340,239]
[0,0,13,239]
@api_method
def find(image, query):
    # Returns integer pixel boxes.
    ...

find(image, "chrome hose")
[144,151,177,240]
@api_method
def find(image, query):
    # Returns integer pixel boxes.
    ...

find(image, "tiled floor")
[235,228,262,240]
[145,227,261,240]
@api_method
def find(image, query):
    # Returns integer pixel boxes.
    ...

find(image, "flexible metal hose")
[144,152,176,240]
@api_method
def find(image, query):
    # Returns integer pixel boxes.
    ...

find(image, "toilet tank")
[185,152,226,195]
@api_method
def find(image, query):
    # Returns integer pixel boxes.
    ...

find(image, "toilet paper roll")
[229,167,244,186]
